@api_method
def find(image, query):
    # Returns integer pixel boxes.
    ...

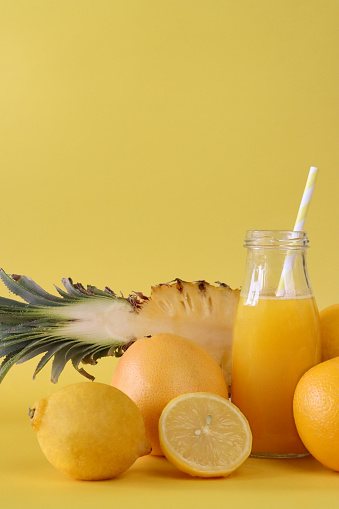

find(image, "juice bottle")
[231,231,321,458]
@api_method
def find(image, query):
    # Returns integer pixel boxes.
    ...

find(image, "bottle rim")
[244,230,309,249]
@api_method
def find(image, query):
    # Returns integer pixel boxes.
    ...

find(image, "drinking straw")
[276,166,319,296]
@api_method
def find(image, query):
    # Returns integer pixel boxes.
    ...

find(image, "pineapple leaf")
[70,344,100,370]
[0,337,51,383]
[8,274,66,304]
[54,285,79,300]
[16,339,58,364]
[0,324,35,337]
[0,320,57,337]
[87,345,113,363]
[0,296,30,308]
[61,342,120,381]
[0,313,32,327]
[0,306,44,326]
[0,334,35,350]
[72,366,95,381]
[51,343,79,383]
[33,343,71,379]
[61,278,92,298]
[0,339,33,358]
[64,343,98,371]
[86,285,117,298]
[0,270,63,307]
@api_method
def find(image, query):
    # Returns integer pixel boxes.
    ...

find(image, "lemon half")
[159,392,252,477]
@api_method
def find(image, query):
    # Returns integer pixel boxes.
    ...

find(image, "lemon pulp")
[159,392,252,477]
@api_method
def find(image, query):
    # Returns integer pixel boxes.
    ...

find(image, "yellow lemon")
[29,382,151,480]
[158,392,252,477]
[293,357,339,471]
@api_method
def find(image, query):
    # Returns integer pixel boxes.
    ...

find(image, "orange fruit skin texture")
[320,304,339,361]
[293,357,339,472]
[111,333,229,456]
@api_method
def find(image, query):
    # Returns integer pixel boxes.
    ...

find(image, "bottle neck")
[241,231,313,303]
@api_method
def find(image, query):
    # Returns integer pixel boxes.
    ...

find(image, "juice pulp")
[231,295,321,456]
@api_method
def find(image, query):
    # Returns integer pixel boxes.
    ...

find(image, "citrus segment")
[159,392,252,477]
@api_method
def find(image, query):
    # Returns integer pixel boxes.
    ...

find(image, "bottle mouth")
[244,230,309,249]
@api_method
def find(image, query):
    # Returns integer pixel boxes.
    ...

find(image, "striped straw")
[276,166,319,296]
[293,166,319,231]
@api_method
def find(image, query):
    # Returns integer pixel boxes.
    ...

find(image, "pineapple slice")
[0,270,239,384]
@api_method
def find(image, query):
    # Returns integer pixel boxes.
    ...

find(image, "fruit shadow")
[122,455,235,483]
[126,455,338,486]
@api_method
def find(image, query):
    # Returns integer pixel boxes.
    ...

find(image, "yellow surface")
[1,419,339,509]
[0,1,339,506]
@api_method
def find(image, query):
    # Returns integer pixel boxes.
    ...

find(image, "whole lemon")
[293,357,339,471]
[319,304,339,361]
[111,333,229,456]
[29,382,151,480]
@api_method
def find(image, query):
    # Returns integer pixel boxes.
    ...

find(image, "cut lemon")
[159,392,252,477]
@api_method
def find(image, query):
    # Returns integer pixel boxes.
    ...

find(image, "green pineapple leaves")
[0,270,67,306]
[0,269,136,383]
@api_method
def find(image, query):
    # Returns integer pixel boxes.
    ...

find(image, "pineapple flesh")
[0,270,239,385]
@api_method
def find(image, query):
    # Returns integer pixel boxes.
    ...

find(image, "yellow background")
[0,1,338,507]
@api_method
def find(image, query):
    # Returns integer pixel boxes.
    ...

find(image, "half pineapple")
[0,269,239,385]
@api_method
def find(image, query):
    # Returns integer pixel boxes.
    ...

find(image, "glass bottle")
[231,230,321,458]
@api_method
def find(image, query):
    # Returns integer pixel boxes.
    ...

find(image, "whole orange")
[111,333,229,456]
[319,304,339,361]
[293,357,339,471]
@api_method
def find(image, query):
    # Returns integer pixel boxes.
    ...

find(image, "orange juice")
[231,295,321,457]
